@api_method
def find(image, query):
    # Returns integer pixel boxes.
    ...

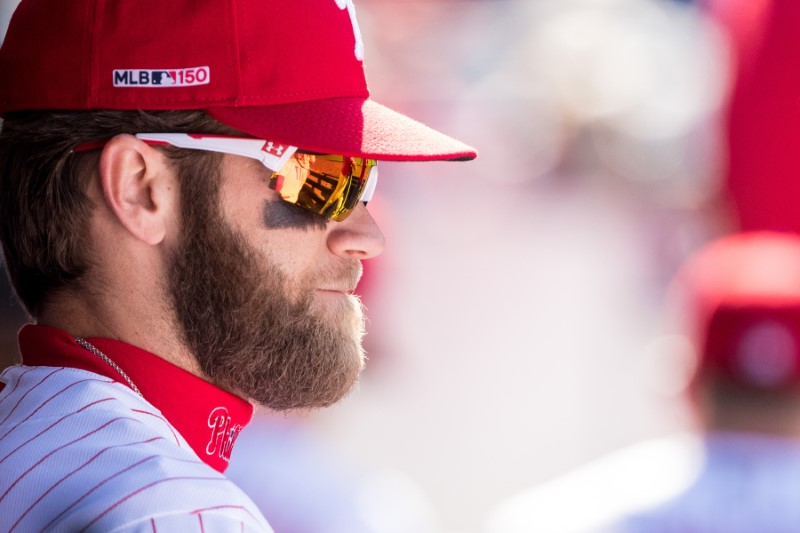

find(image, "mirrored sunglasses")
[75,133,378,221]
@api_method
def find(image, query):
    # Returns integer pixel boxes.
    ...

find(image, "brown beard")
[166,158,366,411]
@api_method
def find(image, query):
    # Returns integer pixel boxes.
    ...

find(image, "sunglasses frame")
[75,133,378,219]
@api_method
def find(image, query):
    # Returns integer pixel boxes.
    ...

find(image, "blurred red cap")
[0,0,477,161]
[672,232,800,389]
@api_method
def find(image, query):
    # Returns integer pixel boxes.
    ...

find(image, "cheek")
[253,200,331,280]
[262,198,328,231]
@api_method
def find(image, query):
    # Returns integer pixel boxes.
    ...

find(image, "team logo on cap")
[113,66,211,88]
[334,0,364,61]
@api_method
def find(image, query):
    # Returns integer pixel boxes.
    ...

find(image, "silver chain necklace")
[74,337,143,398]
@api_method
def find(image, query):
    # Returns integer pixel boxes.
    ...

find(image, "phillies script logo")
[334,0,364,61]
[113,66,210,88]
[205,407,243,462]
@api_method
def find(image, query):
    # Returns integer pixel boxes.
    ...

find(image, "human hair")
[0,110,237,317]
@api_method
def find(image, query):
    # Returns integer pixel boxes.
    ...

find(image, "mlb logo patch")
[113,66,210,88]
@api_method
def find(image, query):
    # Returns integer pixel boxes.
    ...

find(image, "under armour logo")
[334,0,364,61]
[261,141,285,156]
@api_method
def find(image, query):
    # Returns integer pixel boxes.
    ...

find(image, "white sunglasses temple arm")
[135,133,298,171]
[133,133,377,206]
[361,165,378,204]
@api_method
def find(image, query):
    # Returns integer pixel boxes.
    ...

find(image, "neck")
[37,289,204,379]
[17,325,255,473]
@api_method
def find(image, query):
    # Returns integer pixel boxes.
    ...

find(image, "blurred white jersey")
[486,432,800,533]
[0,325,272,532]
[616,433,800,533]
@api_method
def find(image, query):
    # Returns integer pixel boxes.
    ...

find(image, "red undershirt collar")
[18,324,254,474]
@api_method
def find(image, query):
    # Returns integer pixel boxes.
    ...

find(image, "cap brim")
[206,98,477,161]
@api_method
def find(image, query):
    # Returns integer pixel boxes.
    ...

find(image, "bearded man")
[0,0,476,531]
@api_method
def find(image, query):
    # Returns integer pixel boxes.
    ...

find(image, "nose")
[327,202,385,260]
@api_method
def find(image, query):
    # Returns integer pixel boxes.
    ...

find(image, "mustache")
[314,261,364,293]
[300,260,364,294]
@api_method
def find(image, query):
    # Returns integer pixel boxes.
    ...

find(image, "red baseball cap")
[671,232,800,389]
[0,0,477,162]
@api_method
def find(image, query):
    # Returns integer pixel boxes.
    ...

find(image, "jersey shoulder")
[0,365,272,532]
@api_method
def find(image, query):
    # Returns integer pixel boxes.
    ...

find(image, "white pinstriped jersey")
[0,325,273,533]
[0,365,272,532]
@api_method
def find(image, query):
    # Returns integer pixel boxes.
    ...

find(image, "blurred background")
[0,0,785,531]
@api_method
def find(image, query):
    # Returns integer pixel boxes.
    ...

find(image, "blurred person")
[0,0,476,531]
[485,231,800,533]
[705,0,800,232]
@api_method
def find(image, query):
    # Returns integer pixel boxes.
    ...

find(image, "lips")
[316,288,352,295]
[313,262,362,297]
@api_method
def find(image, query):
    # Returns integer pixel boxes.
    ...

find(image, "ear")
[97,134,177,245]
